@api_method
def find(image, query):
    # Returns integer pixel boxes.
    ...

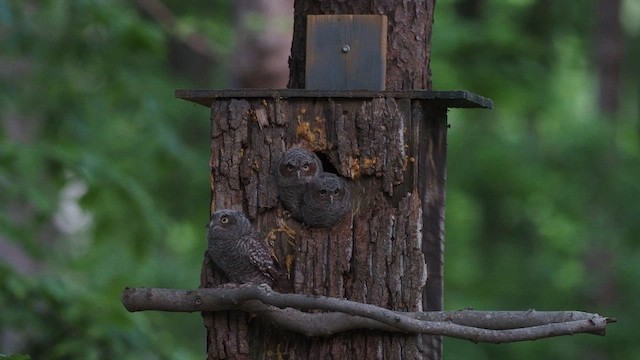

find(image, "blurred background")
[0,0,638,359]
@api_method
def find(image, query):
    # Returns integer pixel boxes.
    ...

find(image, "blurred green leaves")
[0,355,31,360]
[1,0,218,358]
[437,1,638,359]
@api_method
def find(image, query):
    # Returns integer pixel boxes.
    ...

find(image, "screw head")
[341,45,351,53]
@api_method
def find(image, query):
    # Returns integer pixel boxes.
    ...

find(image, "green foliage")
[0,355,30,360]
[435,0,639,358]
[0,0,224,358]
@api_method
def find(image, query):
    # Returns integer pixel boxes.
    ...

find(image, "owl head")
[276,148,323,186]
[208,209,252,238]
[307,172,349,205]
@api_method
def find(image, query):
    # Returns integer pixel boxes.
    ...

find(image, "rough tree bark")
[199,91,448,360]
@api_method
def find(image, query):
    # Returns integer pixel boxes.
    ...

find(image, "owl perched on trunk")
[300,172,350,228]
[275,148,323,218]
[206,209,277,285]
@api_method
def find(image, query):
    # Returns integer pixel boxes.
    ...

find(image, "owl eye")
[286,164,295,171]
[333,189,341,195]
[220,215,230,224]
[319,189,327,195]
[302,163,310,171]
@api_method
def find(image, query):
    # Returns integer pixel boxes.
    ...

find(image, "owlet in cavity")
[275,148,323,218]
[300,172,350,228]
[206,209,277,285]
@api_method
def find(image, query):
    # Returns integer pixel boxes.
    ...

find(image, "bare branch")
[413,309,610,335]
[121,286,615,343]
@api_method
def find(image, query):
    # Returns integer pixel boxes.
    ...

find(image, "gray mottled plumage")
[206,209,276,285]
[300,172,350,228]
[275,148,323,217]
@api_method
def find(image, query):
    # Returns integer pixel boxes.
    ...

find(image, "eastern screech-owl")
[206,209,276,285]
[275,148,323,217]
[300,172,350,228]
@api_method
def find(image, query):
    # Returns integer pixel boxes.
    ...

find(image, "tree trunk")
[231,0,294,88]
[202,1,442,359]
[594,0,623,116]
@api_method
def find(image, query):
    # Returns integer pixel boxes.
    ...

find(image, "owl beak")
[296,170,301,179]
[330,194,334,204]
